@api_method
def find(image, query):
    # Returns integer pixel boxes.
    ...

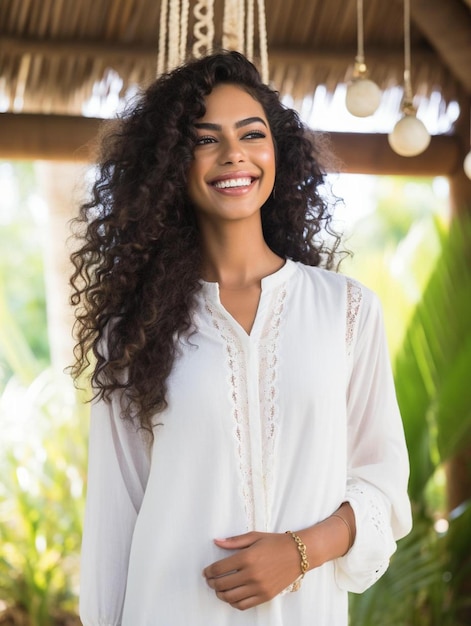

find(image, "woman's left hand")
[203,531,301,610]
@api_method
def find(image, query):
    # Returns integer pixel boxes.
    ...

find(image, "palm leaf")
[349,521,447,625]
[350,214,471,625]
[394,213,471,500]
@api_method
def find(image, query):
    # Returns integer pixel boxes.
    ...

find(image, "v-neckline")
[200,259,296,338]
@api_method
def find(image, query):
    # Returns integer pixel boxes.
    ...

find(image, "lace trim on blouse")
[204,299,255,529]
[203,284,287,530]
[346,278,362,356]
[258,286,287,529]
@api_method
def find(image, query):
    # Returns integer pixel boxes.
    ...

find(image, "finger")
[207,569,246,592]
[213,531,260,550]
[203,558,239,580]
[204,534,269,580]
[203,552,247,579]
[214,578,273,610]
[228,594,260,611]
[215,584,251,605]
[216,585,261,610]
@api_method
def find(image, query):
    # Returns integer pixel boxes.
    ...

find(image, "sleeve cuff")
[334,479,397,593]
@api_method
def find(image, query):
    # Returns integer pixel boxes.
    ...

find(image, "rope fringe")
[156,0,269,83]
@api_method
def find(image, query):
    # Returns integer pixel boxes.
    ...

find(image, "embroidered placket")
[204,283,287,530]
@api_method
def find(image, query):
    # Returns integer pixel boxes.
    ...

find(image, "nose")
[219,136,246,164]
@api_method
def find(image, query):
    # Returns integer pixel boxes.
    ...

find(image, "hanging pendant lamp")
[463,109,471,180]
[345,0,382,117]
[464,151,471,180]
[388,0,430,157]
[464,152,471,179]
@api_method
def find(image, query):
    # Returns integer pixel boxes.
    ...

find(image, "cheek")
[186,162,203,199]
[259,146,276,181]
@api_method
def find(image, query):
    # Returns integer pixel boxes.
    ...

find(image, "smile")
[212,177,253,189]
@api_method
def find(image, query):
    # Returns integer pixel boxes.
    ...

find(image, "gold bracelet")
[285,531,309,591]
[331,513,354,552]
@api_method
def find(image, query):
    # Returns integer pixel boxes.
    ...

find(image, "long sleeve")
[334,284,413,592]
[79,395,151,626]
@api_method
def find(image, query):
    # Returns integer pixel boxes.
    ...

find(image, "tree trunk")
[35,161,87,374]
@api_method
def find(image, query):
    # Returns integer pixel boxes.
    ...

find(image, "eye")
[243,130,266,140]
[195,135,217,146]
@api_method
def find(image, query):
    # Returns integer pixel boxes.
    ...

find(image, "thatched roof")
[1,0,470,117]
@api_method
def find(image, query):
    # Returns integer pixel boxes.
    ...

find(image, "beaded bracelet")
[285,531,309,591]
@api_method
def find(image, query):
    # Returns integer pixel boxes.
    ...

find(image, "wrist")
[330,513,354,554]
[290,526,328,571]
[288,504,357,571]
[284,530,309,591]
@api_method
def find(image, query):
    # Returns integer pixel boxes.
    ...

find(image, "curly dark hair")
[70,50,343,436]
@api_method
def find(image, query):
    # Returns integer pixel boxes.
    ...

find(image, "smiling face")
[187,83,276,225]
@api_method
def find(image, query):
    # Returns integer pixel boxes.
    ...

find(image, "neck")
[198,218,284,289]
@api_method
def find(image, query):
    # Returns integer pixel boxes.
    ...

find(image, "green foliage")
[0,161,86,624]
[0,161,50,385]
[349,212,471,625]
[349,520,449,626]
[0,280,40,386]
[446,501,471,621]
[350,504,471,626]
[341,176,447,356]
[0,370,88,625]
[396,214,471,501]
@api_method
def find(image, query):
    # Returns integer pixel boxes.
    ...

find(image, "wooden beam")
[0,36,435,69]
[0,35,155,63]
[408,0,471,94]
[270,46,434,69]
[0,113,102,161]
[0,113,462,176]
[331,132,461,176]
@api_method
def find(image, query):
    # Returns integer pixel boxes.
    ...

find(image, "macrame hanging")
[156,0,269,83]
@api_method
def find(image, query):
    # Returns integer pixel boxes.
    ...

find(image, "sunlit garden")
[0,162,470,625]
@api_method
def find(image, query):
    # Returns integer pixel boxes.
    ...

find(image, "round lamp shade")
[464,150,471,180]
[388,114,431,157]
[345,78,382,117]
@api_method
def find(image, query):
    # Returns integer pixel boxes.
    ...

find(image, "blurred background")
[1,1,471,624]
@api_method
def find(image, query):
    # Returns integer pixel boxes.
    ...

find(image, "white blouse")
[79,260,412,626]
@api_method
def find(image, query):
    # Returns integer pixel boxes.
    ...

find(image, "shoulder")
[292,262,378,306]
[291,263,383,345]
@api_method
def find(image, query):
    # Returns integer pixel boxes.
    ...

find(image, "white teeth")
[213,177,252,189]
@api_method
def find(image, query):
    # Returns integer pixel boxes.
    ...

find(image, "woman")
[71,51,412,625]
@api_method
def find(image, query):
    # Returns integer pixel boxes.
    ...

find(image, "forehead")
[199,83,267,122]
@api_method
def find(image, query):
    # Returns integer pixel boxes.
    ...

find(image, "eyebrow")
[194,116,268,131]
